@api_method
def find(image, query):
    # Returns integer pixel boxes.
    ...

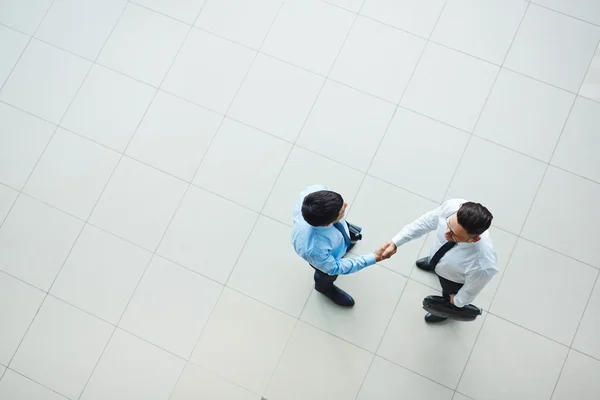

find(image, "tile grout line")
[549,348,572,400]
[2,2,600,397]
[450,1,533,392]
[1,3,130,398]
[0,0,55,92]
[74,1,221,398]
[566,271,600,350]
[352,0,453,396]
[530,1,600,28]
[260,2,374,396]
[1,367,70,399]
[515,29,599,240]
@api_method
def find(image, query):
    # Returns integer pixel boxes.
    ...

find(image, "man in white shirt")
[383,199,498,323]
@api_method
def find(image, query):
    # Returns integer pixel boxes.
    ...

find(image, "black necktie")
[430,241,457,268]
[333,222,351,248]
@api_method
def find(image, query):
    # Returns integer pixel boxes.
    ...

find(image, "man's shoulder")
[475,234,498,272]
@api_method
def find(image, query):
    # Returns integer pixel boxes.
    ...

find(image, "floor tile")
[261,0,355,75]
[431,0,527,65]
[0,184,17,223]
[522,166,600,268]
[0,0,53,35]
[0,25,29,87]
[162,29,255,114]
[297,80,395,172]
[0,369,67,400]
[81,329,185,400]
[171,363,259,400]
[196,0,282,49]
[534,0,600,26]
[192,288,295,394]
[228,54,324,142]
[452,394,471,400]
[348,176,439,277]
[553,350,600,400]
[401,43,498,132]
[357,356,453,400]
[62,64,155,152]
[227,216,314,317]
[126,90,222,181]
[377,280,484,388]
[369,108,469,202]
[458,315,568,400]
[301,264,406,352]
[551,96,600,182]
[572,279,600,359]
[132,0,206,24]
[194,118,291,211]
[491,239,598,345]
[331,16,426,104]
[361,0,446,38]
[89,157,187,251]
[324,0,364,13]
[0,195,83,291]
[23,129,120,219]
[0,272,45,365]
[505,4,600,92]
[265,322,372,400]
[262,146,364,225]
[0,39,91,123]
[10,296,113,399]
[119,256,222,359]
[412,227,518,311]
[50,224,151,324]
[158,186,257,283]
[0,103,54,190]
[97,3,188,86]
[579,42,600,102]
[446,136,546,234]
[34,0,126,60]
[476,69,574,162]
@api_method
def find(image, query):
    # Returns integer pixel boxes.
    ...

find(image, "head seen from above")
[446,202,493,243]
[302,190,348,227]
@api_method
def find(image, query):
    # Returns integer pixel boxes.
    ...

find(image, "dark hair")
[301,190,344,227]
[457,202,493,236]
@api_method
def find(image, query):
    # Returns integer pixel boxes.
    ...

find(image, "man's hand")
[382,242,397,259]
[449,294,455,305]
[374,241,393,262]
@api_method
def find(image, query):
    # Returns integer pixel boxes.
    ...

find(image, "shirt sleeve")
[307,249,376,275]
[453,245,498,308]
[453,269,495,308]
[392,203,445,247]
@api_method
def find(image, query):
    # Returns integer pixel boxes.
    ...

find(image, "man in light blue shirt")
[292,185,389,307]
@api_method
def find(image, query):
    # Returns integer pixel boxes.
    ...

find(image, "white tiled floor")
[1,1,599,399]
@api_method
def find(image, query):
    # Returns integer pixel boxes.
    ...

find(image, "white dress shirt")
[392,199,498,308]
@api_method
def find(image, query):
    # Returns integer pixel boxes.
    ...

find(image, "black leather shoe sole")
[316,285,355,307]
[416,257,435,272]
[424,313,448,323]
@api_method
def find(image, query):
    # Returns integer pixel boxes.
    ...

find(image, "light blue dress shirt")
[292,185,376,275]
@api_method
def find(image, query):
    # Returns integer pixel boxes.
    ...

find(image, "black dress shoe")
[424,313,447,323]
[315,284,355,307]
[415,257,435,272]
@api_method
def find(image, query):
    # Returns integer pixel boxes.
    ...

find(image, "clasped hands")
[373,242,398,262]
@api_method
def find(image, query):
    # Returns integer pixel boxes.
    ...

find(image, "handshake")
[373,241,398,262]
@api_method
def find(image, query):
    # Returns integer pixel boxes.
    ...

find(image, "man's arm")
[382,204,445,257]
[307,243,390,275]
[452,269,495,308]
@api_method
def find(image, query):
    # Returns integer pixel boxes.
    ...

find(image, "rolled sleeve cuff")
[363,253,377,266]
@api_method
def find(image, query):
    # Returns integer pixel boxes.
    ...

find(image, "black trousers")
[313,267,337,292]
[437,274,464,300]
